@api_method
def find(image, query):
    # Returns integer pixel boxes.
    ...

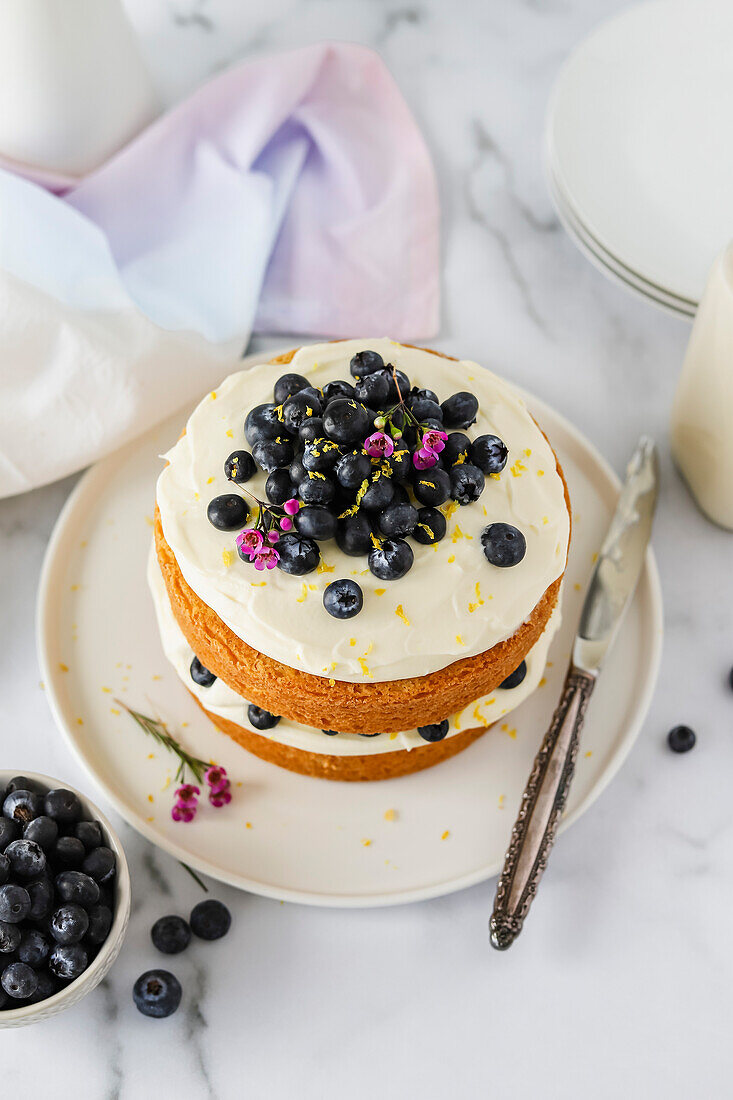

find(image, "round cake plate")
[37,356,663,907]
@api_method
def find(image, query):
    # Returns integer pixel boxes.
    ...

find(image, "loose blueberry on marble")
[2,961,38,1000]
[323,579,363,619]
[417,720,450,742]
[248,705,281,731]
[368,538,414,580]
[412,507,447,545]
[471,434,508,474]
[190,899,231,941]
[481,523,526,567]
[667,725,696,753]
[190,656,217,688]
[133,969,183,1018]
[206,493,250,532]
[500,661,527,689]
[224,449,256,484]
[151,914,191,955]
[449,463,485,505]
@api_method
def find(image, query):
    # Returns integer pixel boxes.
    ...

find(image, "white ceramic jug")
[0,0,157,176]
[671,242,733,530]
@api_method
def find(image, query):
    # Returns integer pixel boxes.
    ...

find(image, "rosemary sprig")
[115,699,210,785]
[180,861,209,893]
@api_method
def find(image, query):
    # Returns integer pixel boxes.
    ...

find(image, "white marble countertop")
[3,1,733,1096]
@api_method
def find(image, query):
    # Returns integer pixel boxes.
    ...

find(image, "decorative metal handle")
[489,664,597,950]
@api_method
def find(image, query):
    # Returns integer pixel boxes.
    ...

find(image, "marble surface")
[2,1,732,1096]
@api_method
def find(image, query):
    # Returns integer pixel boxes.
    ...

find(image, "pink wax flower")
[421,429,447,454]
[267,529,280,543]
[209,787,232,808]
[280,516,293,532]
[174,783,200,806]
[283,498,300,515]
[236,528,264,557]
[204,765,229,794]
[413,446,439,471]
[171,803,196,823]
[254,546,280,571]
[364,431,394,459]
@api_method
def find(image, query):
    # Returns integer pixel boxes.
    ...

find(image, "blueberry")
[0,854,8,887]
[389,482,410,506]
[322,399,371,446]
[384,369,411,404]
[410,397,443,422]
[389,445,412,481]
[729,665,733,691]
[289,456,308,485]
[378,502,418,538]
[481,523,526,567]
[190,899,231,941]
[244,402,282,446]
[23,816,58,851]
[52,836,86,869]
[417,720,449,742]
[0,921,21,954]
[299,385,323,406]
[74,820,102,851]
[322,379,355,402]
[190,656,216,688]
[349,349,385,378]
[0,884,31,923]
[50,904,89,944]
[2,961,38,1000]
[412,507,447,545]
[321,729,340,736]
[368,538,414,581]
[449,463,485,505]
[354,372,390,408]
[295,505,337,542]
[49,943,88,982]
[18,929,50,967]
[55,871,100,909]
[500,661,527,689]
[82,847,116,884]
[265,469,297,506]
[26,878,53,921]
[276,533,320,575]
[273,372,309,404]
[252,437,294,473]
[224,449,256,484]
[151,915,191,955]
[471,434,508,474]
[206,494,250,532]
[26,970,57,1004]
[86,904,113,946]
[298,417,325,445]
[441,391,478,429]
[298,473,336,507]
[323,579,363,619]
[413,468,450,507]
[0,819,19,852]
[668,725,696,753]
[441,432,472,466]
[133,969,182,1018]
[3,789,43,826]
[5,839,45,879]
[335,450,371,492]
[5,776,44,797]
[360,475,395,512]
[282,391,322,433]
[336,513,374,556]
[302,437,342,473]
[247,706,280,731]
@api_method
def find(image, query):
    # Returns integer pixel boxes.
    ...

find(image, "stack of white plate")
[546,0,733,320]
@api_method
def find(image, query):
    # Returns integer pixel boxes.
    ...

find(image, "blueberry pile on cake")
[151,339,571,781]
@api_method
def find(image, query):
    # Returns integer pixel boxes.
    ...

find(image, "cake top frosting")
[156,339,570,683]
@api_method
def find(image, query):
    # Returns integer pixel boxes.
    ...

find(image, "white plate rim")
[36,357,664,907]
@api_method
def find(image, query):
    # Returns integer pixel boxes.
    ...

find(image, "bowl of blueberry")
[0,771,131,1027]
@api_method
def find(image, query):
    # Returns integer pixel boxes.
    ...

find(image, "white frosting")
[156,339,570,682]
[148,546,561,756]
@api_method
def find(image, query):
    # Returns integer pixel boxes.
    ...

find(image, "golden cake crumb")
[498,795,505,809]
[328,677,336,687]
[146,816,154,823]
[349,638,356,646]
[592,552,599,563]
[389,731,399,740]
[206,476,215,485]
[101,686,111,694]
[362,838,372,847]
[537,469,545,477]
[246,821,253,829]
[147,794,154,804]
[147,753,155,759]
[539,677,547,687]
[447,554,455,563]
[59,663,69,673]
[76,718,83,726]
[574,582,582,591]
[374,588,386,595]
[250,581,267,587]
[585,750,592,759]
[110,708,120,716]
[455,634,465,646]
[524,448,532,457]
[441,830,450,841]
[210,390,217,400]
[384,809,396,821]
[510,460,526,477]
[358,658,372,678]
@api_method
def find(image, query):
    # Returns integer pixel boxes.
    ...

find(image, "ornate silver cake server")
[489,436,659,950]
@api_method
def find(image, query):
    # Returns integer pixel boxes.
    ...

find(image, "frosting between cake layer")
[148,546,561,756]
[156,339,570,682]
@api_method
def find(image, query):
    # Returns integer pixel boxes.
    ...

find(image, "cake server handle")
[489,664,596,950]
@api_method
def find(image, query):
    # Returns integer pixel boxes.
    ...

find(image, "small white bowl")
[0,770,131,1028]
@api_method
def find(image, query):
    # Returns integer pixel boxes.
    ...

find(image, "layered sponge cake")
[151,339,571,780]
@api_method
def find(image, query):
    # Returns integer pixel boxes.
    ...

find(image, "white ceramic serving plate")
[37,358,663,907]
[0,771,131,1027]
[547,0,733,306]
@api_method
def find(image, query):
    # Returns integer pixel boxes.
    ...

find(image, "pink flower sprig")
[233,492,300,569]
[364,431,394,459]
[413,428,448,471]
[116,700,234,823]
[362,366,449,471]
